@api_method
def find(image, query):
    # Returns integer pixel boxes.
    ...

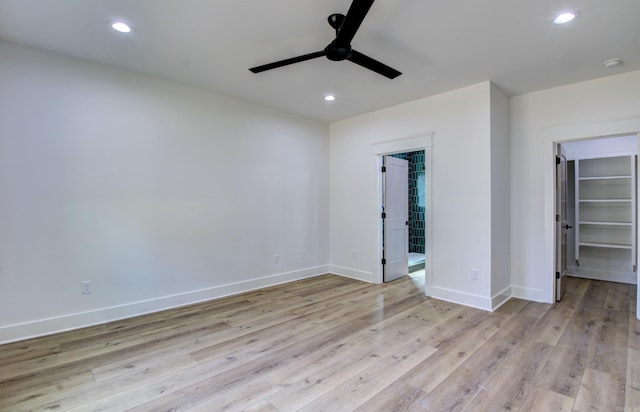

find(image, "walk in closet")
[565,135,638,284]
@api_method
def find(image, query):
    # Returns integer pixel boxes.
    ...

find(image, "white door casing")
[371,132,432,292]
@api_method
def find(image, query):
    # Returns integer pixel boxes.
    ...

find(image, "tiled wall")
[389,151,426,254]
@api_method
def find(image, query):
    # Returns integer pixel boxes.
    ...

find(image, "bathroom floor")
[408,252,425,273]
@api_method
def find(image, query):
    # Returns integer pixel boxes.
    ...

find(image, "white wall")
[490,83,511,306]
[0,41,330,343]
[6,40,640,344]
[511,70,640,303]
[329,82,495,309]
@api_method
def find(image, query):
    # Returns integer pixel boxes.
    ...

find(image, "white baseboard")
[0,265,330,344]
[491,286,512,311]
[328,265,375,283]
[567,266,637,285]
[511,285,546,302]
[429,285,492,311]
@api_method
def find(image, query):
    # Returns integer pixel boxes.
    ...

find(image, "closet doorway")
[556,134,638,299]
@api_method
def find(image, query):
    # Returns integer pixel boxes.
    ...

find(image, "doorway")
[382,150,426,282]
[554,134,638,302]
[372,132,432,293]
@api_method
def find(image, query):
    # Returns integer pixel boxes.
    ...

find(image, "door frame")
[542,116,640,319]
[371,132,433,294]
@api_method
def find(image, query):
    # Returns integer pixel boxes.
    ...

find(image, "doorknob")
[564,224,573,229]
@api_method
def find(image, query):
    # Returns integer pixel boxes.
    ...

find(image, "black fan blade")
[249,51,326,73]
[335,0,375,46]
[348,50,401,79]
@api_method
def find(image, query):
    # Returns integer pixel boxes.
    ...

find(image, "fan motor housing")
[325,42,352,61]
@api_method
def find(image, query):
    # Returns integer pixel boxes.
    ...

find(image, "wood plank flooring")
[0,273,638,411]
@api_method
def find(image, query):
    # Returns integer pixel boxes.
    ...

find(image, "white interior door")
[556,145,569,301]
[383,156,409,282]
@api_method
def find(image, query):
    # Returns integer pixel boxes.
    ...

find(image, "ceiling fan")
[249,0,401,79]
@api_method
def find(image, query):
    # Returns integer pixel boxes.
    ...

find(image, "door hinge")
[381,166,386,173]
[556,156,561,165]
[381,212,386,219]
[556,271,560,279]
[382,259,386,265]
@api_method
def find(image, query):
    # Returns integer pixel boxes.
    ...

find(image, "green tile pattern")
[390,151,426,254]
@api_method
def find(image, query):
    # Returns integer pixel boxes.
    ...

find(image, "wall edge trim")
[491,286,512,311]
[0,265,329,344]
[429,285,492,311]
[328,265,375,283]
[511,285,546,303]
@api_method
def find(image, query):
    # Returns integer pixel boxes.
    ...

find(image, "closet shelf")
[578,175,631,181]
[578,198,631,203]
[578,221,632,226]
[574,154,637,272]
[579,242,633,249]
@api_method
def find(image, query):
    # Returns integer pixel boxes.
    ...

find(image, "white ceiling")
[0,0,639,122]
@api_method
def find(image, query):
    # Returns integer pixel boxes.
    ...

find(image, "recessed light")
[111,21,132,33]
[554,12,578,24]
[604,58,623,68]
[324,95,336,102]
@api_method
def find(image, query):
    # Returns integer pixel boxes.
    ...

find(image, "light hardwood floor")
[1,273,639,411]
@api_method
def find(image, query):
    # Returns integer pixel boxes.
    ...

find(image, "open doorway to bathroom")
[388,150,426,276]
[374,132,432,292]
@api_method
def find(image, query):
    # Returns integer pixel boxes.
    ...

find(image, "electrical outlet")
[352,250,358,259]
[471,269,479,280]
[299,250,305,259]
[274,254,280,264]
[81,280,92,294]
